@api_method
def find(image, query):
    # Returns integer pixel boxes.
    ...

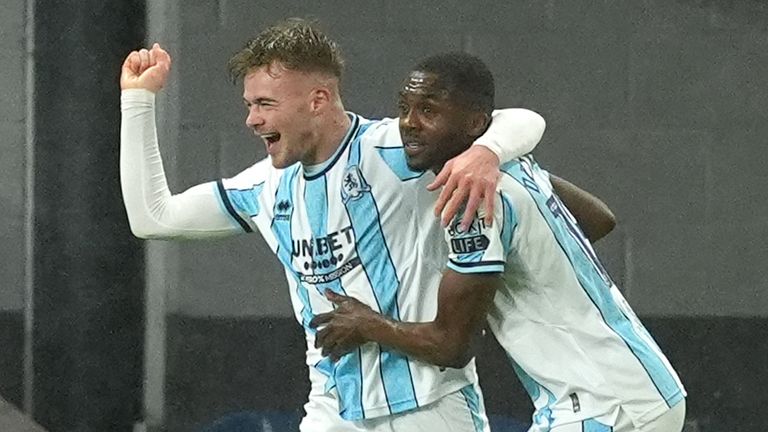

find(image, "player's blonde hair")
[228,18,344,82]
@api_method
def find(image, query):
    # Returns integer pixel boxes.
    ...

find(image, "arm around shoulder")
[475,108,546,162]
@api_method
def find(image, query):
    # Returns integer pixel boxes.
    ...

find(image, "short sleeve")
[215,158,275,233]
[445,192,517,274]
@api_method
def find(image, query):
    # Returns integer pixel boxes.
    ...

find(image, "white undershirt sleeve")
[472,108,546,163]
[120,88,243,240]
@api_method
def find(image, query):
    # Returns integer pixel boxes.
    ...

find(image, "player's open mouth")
[403,141,425,157]
[260,132,281,154]
[260,132,281,144]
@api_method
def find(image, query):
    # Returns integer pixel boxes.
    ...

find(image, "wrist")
[470,142,501,165]
[362,313,395,342]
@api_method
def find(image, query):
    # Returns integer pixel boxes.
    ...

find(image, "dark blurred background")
[1,0,766,431]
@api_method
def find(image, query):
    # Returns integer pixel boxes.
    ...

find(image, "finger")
[151,43,168,67]
[325,289,352,305]
[314,326,330,349]
[460,186,483,231]
[433,176,459,221]
[320,334,337,357]
[483,181,496,227]
[309,312,332,329]
[441,185,470,227]
[153,44,172,69]
[122,51,138,72]
[324,289,341,302]
[427,159,453,191]
[138,48,150,73]
[148,47,156,67]
[330,346,352,362]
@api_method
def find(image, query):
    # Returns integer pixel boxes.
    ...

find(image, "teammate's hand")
[120,43,171,93]
[309,290,375,362]
[427,145,500,231]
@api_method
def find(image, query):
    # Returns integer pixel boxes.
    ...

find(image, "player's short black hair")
[413,52,494,115]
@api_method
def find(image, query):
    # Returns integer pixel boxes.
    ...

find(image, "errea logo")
[341,165,370,202]
[275,200,291,220]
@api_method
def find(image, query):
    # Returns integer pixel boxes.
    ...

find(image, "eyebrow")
[398,91,444,102]
[243,97,278,105]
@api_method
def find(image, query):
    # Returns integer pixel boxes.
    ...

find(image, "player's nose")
[245,106,265,129]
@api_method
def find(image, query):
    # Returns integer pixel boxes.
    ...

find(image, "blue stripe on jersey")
[582,418,613,432]
[511,360,555,431]
[503,160,683,406]
[335,347,365,419]
[215,180,254,232]
[342,124,418,416]
[500,191,517,256]
[452,250,486,264]
[269,165,315,334]
[374,146,426,181]
[459,384,487,432]
[225,183,265,218]
[448,259,505,274]
[305,171,366,418]
[304,176,347,296]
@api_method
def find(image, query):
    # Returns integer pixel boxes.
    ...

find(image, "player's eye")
[397,102,410,116]
[421,105,436,116]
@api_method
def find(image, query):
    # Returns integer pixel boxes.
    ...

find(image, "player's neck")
[306,107,352,166]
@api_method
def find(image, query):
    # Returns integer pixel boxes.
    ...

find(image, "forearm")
[120,89,240,239]
[474,108,546,163]
[363,316,471,369]
[364,271,498,368]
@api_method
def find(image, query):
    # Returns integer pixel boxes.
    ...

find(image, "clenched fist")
[120,43,171,93]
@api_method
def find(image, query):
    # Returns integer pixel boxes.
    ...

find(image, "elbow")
[525,110,546,145]
[432,341,473,369]
[598,207,617,240]
[533,111,546,138]
[128,223,154,240]
[126,216,166,240]
[604,212,617,237]
[440,350,473,369]
[588,210,617,242]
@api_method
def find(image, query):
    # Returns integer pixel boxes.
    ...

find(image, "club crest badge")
[341,165,371,202]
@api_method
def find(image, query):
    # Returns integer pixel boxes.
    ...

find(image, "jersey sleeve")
[214,158,277,233]
[472,108,546,163]
[445,192,517,274]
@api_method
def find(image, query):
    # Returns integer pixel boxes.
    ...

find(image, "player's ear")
[310,87,332,113]
[466,111,491,137]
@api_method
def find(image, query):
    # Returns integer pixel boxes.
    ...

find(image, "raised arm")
[120,44,241,240]
[550,175,616,242]
[428,108,546,230]
[311,272,499,368]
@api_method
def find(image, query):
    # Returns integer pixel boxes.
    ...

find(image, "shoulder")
[221,157,283,190]
[356,116,400,145]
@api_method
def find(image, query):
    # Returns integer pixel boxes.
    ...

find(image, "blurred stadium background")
[1,0,766,430]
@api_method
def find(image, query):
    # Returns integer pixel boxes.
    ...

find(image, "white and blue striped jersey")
[215,114,476,421]
[445,155,686,429]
